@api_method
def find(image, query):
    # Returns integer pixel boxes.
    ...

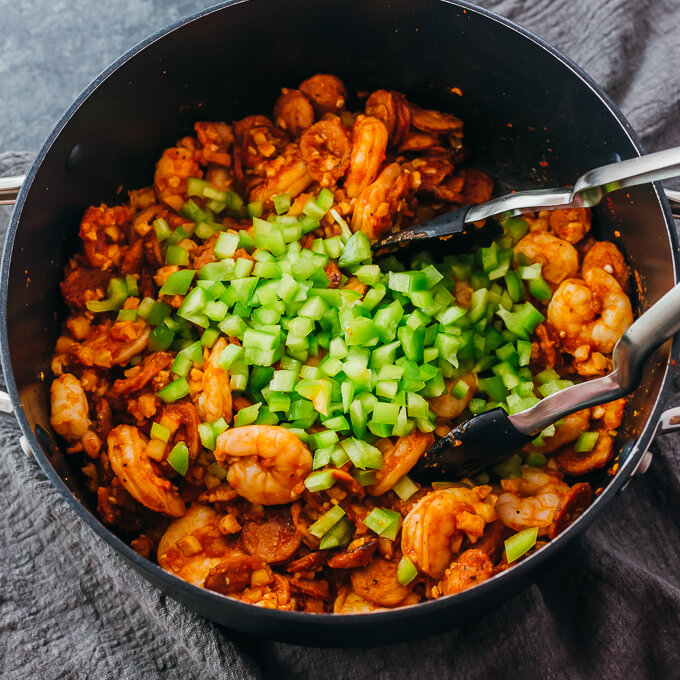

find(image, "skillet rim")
[1,0,678,632]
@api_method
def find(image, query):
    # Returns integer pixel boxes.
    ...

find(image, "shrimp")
[368,430,434,496]
[194,121,234,167]
[350,162,411,239]
[79,204,130,271]
[158,504,237,585]
[154,147,202,211]
[548,207,591,243]
[365,89,410,146]
[50,373,101,456]
[214,425,313,505]
[409,101,463,135]
[248,144,313,206]
[514,231,579,285]
[401,485,496,578]
[299,74,347,115]
[547,267,633,356]
[582,241,629,288]
[350,555,414,607]
[345,115,389,198]
[195,337,233,423]
[495,467,569,534]
[429,373,477,420]
[107,425,186,517]
[69,320,150,368]
[555,432,615,475]
[273,89,316,136]
[440,549,494,596]
[299,118,351,186]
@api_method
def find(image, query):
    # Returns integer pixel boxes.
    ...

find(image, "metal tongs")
[395,147,680,481]
[411,282,680,481]
[373,147,680,253]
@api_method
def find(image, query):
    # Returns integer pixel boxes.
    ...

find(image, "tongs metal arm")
[468,146,680,223]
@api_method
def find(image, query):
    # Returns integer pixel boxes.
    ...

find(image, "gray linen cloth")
[1,1,680,678]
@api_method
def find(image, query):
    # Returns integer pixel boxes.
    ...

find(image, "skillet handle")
[0,175,23,422]
[665,187,680,218]
[0,175,24,205]
[1,173,30,442]
[0,391,13,413]
[620,405,680,492]
[0,176,22,408]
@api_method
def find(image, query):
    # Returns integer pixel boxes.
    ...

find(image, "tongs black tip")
[410,408,533,482]
[372,206,501,258]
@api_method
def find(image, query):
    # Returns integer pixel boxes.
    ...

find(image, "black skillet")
[1,0,679,646]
